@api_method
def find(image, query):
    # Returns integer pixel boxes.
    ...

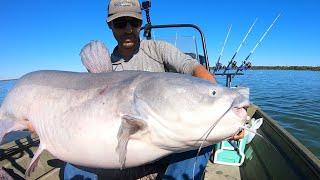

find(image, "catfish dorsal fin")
[116,115,147,169]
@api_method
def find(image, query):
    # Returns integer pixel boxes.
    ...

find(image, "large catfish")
[0,41,249,176]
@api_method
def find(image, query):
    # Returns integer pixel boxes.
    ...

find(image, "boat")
[206,105,320,180]
[1,104,320,179]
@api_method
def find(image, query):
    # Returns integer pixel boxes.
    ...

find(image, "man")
[65,0,242,179]
[106,3,215,82]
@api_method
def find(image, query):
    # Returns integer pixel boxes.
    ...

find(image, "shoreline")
[1,66,319,81]
[210,66,320,71]
[251,66,320,71]
[0,79,18,82]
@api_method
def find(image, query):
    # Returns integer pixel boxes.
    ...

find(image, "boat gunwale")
[251,104,320,178]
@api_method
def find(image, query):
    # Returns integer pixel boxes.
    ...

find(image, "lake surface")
[0,70,319,159]
[216,70,320,159]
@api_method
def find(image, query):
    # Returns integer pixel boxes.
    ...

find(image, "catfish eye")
[212,90,216,96]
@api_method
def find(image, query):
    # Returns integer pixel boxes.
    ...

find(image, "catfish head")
[132,73,250,152]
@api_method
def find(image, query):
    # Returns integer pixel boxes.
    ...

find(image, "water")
[0,80,16,102]
[0,79,32,144]
[216,70,320,159]
[0,70,319,159]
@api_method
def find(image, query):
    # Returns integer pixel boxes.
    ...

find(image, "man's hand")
[231,130,245,140]
[192,65,217,84]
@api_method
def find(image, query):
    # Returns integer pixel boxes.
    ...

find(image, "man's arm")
[192,65,217,84]
[155,41,216,83]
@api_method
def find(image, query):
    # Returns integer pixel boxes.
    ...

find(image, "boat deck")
[205,162,240,180]
[0,134,241,180]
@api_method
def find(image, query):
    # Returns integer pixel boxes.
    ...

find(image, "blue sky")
[1,0,319,79]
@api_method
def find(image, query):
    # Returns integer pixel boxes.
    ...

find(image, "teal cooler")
[213,135,248,166]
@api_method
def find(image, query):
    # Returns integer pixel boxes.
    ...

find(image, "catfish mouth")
[231,96,250,120]
[232,106,249,120]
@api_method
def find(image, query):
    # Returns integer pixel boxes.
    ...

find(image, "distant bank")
[251,66,320,71]
[1,66,319,81]
[0,79,17,81]
[209,66,320,71]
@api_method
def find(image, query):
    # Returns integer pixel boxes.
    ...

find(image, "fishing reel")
[231,60,237,69]
[232,61,252,78]
[238,61,252,71]
[141,0,151,11]
[214,62,223,72]
[224,60,237,71]
[245,61,252,69]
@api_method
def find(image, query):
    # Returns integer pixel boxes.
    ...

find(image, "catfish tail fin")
[0,118,15,144]
[80,40,112,73]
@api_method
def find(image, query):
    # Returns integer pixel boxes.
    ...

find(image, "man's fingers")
[232,130,245,140]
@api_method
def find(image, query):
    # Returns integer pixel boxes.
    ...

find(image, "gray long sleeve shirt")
[111,39,200,74]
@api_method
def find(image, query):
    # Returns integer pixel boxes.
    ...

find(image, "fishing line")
[223,18,258,74]
[193,118,280,179]
[240,125,281,154]
[192,104,234,180]
[240,125,263,139]
[233,13,281,78]
[192,95,252,179]
[214,25,232,72]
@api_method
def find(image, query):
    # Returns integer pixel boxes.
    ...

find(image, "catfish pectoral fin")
[0,168,13,180]
[25,144,45,177]
[116,115,147,169]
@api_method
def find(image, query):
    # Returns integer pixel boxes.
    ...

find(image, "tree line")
[250,66,320,71]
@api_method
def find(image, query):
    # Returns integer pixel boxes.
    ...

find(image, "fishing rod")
[222,18,258,75]
[214,25,232,72]
[234,14,281,75]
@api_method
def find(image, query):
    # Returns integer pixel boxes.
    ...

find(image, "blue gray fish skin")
[0,70,249,172]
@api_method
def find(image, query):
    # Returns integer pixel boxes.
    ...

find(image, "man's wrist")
[193,65,217,83]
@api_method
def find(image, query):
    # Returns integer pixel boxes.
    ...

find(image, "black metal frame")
[215,72,244,87]
[141,24,210,70]
[141,24,246,87]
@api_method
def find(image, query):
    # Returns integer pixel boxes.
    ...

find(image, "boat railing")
[141,23,245,87]
[141,24,210,70]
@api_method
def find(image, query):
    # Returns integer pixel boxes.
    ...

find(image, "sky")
[1,0,320,79]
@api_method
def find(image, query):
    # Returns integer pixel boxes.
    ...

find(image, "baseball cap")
[107,0,142,22]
